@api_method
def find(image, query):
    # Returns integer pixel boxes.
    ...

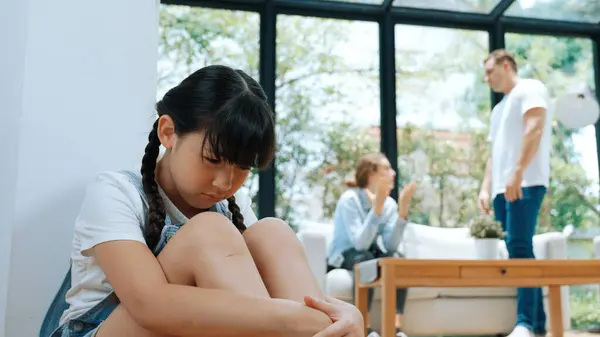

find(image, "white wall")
[0,0,158,336]
[0,0,29,335]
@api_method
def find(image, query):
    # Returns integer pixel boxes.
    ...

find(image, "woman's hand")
[398,182,417,220]
[364,176,394,216]
[304,295,364,337]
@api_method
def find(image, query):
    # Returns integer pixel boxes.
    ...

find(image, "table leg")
[354,265,369,336]
[548,285,563,337]
[381,266,396,337]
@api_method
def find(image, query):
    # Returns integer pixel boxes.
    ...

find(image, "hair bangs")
[202,92,275,170]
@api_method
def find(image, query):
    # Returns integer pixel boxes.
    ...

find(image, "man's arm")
[477,157,493,214]
[516,107,546,174]
[481,157,492,193]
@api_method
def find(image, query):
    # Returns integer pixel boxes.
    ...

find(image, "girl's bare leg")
[96,212,270,337]
[243,218,325,302]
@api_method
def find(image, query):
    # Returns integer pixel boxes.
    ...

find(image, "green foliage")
[468,215,505,239]
[506,34,599,232]
[157,5,599,232]
[306,122,379,218]
[571,291,600,330]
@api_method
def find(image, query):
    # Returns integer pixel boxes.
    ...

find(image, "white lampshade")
[554,84,600,130]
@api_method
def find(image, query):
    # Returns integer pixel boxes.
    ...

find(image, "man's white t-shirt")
[59,171,258,325]
[488,78,552,198]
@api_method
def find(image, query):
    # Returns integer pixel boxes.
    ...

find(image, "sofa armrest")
[297,231,328,291]
[594,236,600,258]
[533,232,567,259]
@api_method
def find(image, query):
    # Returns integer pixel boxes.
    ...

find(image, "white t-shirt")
[488,78,552,198]
[59,171,258,325]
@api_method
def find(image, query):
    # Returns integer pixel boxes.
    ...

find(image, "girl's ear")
[157,115,177,149]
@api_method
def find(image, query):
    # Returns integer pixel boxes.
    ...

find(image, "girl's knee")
[243,217,300,250]
[173,211,246,253]
[245,217,294,234]
[157,212,254,286]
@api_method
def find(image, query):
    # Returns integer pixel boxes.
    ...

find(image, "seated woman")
[327,153,417,337]
[41,65,364,337]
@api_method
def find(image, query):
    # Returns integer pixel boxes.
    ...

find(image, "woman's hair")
[345,153,387,188]
[142,65,275,249]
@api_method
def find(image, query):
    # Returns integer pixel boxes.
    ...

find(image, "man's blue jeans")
[493,185,547,334]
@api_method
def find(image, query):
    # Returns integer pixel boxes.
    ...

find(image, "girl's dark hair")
[141,65,275,249]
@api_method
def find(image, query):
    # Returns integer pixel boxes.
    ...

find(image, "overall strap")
[40,171,230,337]
[120,170,149,214]
[39,267,72,337]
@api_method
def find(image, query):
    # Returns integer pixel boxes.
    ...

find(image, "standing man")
[478,49,552,337]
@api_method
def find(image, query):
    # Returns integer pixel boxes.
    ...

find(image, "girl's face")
[157,116,250,210]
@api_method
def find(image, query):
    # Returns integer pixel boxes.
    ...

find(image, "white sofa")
[297,222,571,335]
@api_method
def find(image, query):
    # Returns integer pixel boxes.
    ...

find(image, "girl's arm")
[76,173,330,337]
[94,240,331,337]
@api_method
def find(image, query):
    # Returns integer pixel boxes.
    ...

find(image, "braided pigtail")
[141,119,166,250]
[144,66,275,242]
[227,196,246,234]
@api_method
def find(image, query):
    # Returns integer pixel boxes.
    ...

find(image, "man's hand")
[304,295,364,337]
[477,189,491,215]
[505,170,523,202]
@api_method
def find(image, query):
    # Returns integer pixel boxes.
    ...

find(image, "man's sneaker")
[366,328,407,337]
[507,326,535,337]
[367,331,381,337]
[396,328,408,337]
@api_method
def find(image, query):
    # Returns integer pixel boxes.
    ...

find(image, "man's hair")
[484,49,518,72]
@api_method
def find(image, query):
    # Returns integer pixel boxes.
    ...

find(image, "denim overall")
[39,171,232,337]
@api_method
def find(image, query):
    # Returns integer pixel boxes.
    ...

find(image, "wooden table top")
[359,258,600,288]
[378,258,600,267]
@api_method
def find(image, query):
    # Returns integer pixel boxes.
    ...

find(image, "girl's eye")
[205,157,220,164]
[238,165,251,171]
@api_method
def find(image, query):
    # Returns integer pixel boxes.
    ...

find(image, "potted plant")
[468,215,505,260]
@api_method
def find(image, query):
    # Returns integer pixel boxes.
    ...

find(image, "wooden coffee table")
[354,258,600,337]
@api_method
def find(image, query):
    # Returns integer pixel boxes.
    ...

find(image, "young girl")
[42,65,364,337]
[327,153,416,337]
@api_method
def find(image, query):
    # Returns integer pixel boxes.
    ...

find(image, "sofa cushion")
[297,221,548,262]
[401,223,509,259]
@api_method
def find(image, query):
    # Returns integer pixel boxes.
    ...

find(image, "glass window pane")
[506,34,599,233]
[157,5,260,211]
[395,25,490,227]
[325,0,383,4]
[393,0,501,13]
[275,15,380,227]
[505,0,600,23]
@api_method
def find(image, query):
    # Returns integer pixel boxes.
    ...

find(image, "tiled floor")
[443,332,599,337]
[561,331,599,337]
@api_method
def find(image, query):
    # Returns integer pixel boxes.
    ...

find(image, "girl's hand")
[398,182,417,220]
[304,295,364,337]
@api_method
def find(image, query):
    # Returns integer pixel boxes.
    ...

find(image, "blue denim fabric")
[493,185,547,334]
[40,170,230,337]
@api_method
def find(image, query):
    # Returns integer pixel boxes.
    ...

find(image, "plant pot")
[474,238,499,260]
